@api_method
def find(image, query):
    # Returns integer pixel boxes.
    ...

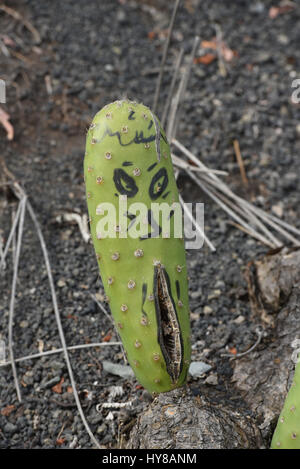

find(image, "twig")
[233,139,249,188]
[8,195,27,402]
[152,0,181,114]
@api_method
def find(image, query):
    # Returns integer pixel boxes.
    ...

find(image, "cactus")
[271,359,300,448]
[84,99,191,393]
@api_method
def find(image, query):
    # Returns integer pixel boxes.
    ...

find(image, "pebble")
[189,361,212,377]
[190,290,202,300]
[207,290,221,300]
[4,422,17,434]
[41,376,62,389]
[20,320,29,328]
[205,374,218,386]
[203,306,213,315]
[57,279,66,288]
[233,315,245,324]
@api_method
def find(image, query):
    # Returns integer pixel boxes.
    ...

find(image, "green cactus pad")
[271,359,300,449]
[84,99,191,393]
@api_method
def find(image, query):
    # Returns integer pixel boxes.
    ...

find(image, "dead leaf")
[194,53,216,65]
[102,331,112,342]
[269,5,294,19]
[0,107,14,140]
[148,31,156,40]
[52,377,64,394]
[200,38,237,63]
[1,404,15,416]
[56,438,65,446]
[201,40,217,49]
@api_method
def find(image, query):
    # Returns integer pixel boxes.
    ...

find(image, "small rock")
[207,290,221,300]
[41,375,62,389]
[57,279,66,288]
[233,315,245,324]
[277,34,289,45]
[189,362,212,378]
[20,320,29,328]
[205,374,218,385]
[190,290,202,300]
[203,306,213,315]
[4,422,17,435]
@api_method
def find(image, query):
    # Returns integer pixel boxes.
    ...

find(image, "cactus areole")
[84,100,191,393]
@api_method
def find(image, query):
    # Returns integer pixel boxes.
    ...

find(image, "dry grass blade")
[199,173,282,247]
[161,48,184,127]
[8,195,27,402]
[214,23,227,77]
[25,200,102,448]
[179,194,216,252]
[152,0,181,114]
[0,341,122,368]
[89,292,114,326]
[0,199,22,270]
[167,36,200,141]
[172,138,300,247]
[171,152,228,175]
[187,169,275,247]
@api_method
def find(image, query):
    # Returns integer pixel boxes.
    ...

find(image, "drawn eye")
[149,168,169,200]
[113,168,138,198]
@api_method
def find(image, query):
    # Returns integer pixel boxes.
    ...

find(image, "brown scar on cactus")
[154,265,183,383]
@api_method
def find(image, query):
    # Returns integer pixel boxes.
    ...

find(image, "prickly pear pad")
[271,360,300,449]
[84,100,191,393]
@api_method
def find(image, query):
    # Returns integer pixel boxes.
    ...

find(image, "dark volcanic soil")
[0,0,300,449]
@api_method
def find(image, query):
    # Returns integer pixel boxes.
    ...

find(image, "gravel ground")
[0,0,299,448]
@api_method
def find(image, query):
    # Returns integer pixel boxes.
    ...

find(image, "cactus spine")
[271,359,300,448]
[84,99,191,393]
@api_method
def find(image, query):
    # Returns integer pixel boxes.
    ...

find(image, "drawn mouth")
[154,265,183,383]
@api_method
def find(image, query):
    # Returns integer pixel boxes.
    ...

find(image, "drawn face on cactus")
[84,99,191,393]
